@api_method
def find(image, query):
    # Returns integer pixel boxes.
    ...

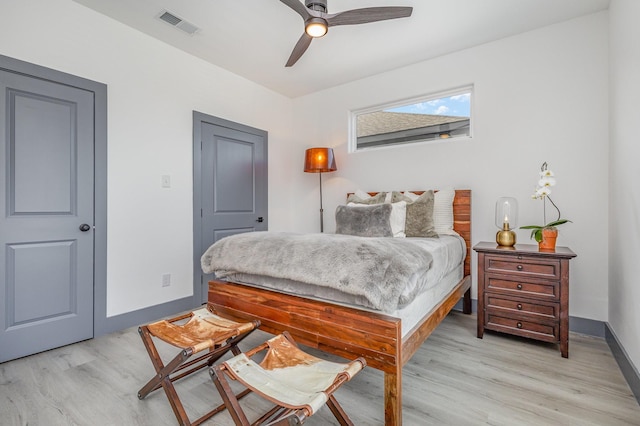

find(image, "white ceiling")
[72,0,610,98]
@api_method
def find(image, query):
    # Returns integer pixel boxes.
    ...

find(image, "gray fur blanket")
[201,231,434,312]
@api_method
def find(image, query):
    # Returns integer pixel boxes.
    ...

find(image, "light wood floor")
[1,312,639,425]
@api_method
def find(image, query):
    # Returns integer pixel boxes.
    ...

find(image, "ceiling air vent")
[157,10,199,35]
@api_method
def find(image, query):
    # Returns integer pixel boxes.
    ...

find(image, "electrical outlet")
[162,273,171,287]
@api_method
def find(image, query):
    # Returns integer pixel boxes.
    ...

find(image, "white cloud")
[450,93,471,102]
[435,105,450,114]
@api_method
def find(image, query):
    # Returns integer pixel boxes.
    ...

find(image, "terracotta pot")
[538,227,558,251]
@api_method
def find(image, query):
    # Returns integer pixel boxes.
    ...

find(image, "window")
[350,86,472,151]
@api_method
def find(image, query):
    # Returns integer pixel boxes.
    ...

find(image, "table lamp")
[496,197,518,247]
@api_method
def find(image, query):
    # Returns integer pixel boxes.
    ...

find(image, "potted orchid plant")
[520,162,571,249]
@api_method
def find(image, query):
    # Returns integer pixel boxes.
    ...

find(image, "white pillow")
[389,201,407,237]
[433,188,457,235]
[353,189,393,204]
[402,191,420,202]
[347,200,406,238]
[354,189,373,200]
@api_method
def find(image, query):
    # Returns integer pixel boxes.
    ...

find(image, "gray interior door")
[0,69,95,363]
[195,114,267,303]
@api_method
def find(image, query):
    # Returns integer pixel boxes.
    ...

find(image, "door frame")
[192,111,268,305]
[0,54,108,336]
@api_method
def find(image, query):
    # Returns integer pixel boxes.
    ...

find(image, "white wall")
[609,0,640,371]
[0,0,294,316]
[291,12,610,321]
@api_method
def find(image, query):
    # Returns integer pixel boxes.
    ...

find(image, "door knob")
[79,224,91,232]
[256,217,264,223]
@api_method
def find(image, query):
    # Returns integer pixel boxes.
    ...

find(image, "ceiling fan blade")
[327,7,413,27]
[286,32,313,67]
[280,0,312,20]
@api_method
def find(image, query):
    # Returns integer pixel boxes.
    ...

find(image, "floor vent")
[157,10,199,35]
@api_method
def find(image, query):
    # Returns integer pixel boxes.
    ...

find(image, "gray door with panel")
[195,113,267,303]
[0,69,95,362]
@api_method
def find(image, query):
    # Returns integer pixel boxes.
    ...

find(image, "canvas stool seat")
[138,306,260,426]
[210,331,366,425]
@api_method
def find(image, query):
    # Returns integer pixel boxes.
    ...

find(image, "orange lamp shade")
[304,148,337,173]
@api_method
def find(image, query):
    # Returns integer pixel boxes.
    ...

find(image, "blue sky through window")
[386,93,471,117]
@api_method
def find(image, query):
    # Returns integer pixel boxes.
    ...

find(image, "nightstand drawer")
[486,314,559,342]
[486,277,559,300]
[485,254,560,280]
[485,295,559,321]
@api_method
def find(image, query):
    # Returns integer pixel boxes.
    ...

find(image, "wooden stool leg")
[138,324,192,399]
[326,395,354,426]
[162,376,191,426]
[210,364,251,426]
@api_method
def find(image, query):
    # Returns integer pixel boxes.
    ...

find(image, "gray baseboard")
[569,315,605,338]
[94,296,199,337]
[605,323,640,405]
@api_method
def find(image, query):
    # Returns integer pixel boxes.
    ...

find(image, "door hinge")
[201,208,203,217]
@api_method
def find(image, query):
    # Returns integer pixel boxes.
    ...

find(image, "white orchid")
[538,176,556,188]
[539,168,555,178]
[533,186,551,199]
[532,162,556,198]
[521,162,571,242]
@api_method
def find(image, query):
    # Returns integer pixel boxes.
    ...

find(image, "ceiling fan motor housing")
[305,0,328,13]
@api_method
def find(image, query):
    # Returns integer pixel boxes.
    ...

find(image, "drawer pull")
[517,283,523,290]
[517,322,523,329]
[517,265,523,270]
[517,304,523,310]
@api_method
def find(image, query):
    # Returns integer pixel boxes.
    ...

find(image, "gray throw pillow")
[391,191,439,238]
[335,204,393,237]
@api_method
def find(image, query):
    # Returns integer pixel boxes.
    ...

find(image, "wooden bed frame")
[208,189,471,425]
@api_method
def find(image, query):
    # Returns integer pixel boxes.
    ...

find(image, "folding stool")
[138,306,260,425]
[210,331,366,425]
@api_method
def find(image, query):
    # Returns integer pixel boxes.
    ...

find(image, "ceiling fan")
[280,0,413,67]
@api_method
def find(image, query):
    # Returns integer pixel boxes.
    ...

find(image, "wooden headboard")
[452,189,472,277]
[348,190,472,277]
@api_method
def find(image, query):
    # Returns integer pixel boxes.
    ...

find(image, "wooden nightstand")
[473,242,577,358]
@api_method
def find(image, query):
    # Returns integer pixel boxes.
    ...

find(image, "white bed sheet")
[393,265,463,337]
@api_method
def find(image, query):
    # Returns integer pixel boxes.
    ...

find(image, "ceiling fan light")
[305,18,328,37]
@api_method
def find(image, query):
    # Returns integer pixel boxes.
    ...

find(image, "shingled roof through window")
[357,111,469,137]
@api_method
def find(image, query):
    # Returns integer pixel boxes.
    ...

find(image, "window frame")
[348,85,474,152]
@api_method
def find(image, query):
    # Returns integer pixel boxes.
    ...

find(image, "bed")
[205,189,471,425]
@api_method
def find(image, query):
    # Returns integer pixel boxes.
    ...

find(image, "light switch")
[162,273,171,287]
[161,175,171,188]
